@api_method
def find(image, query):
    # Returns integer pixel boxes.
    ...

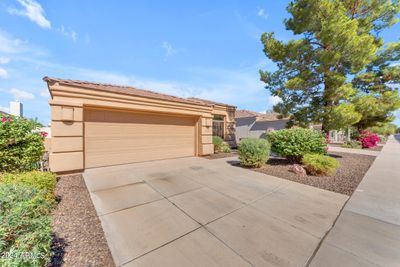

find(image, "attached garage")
[84,108,196,168]
[44,77,236,173]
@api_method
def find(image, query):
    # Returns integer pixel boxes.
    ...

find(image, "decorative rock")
[289,164,307,176]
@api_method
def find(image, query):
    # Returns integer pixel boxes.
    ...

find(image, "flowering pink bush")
[1,117,11,123]
[325,133,331,144]
[39,132,48,137]
[359,130,380,148]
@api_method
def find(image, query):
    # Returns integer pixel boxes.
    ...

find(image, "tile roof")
[43,77,213,107]
[187,97,236,108]
[0,110,10,116]
[235,109,283,121]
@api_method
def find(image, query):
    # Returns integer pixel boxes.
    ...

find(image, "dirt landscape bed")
[204,151,238,159]
[229,152,375,196]
[51,174,115,267]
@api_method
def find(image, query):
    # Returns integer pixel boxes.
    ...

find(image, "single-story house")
[44,77,236,173]
[235,110,289,143]
[0,110,10,116]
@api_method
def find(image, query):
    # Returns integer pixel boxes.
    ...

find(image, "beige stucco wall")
[47,82,235,173]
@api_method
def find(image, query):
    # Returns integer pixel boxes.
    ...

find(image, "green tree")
[260,0,400,132]
[369,122,398,135]
[352,41,400,130]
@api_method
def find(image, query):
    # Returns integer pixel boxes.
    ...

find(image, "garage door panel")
[85,138,195,152]
[85,123,194,137]
[84,109,196,168]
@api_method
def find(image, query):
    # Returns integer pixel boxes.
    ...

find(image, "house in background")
[235,110,289,143]
[0,101,23,117]
[0,110,10,117]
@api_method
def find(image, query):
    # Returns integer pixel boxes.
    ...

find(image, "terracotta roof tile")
[187,97,236,108]
[0,110,10,116]
[235,109,283,121]
[43,77,212,107]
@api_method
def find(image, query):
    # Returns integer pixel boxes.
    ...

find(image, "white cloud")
[58,25,77,42]
[162,41,177,61]
[0,57,11,64]
[9,88,35,101]
[257,8,268,20]
[0,106,10,113]
[0,68,9,78]
[40,90,49,97]
[8,0,51,29]
[0,30,24,53]
[267,95,281,106]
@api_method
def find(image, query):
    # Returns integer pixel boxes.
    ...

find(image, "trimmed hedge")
[267,128,327,163]
[238,138,270,168]
[0,171,56,267]
[0,116,45,172]
[302,153,339,176]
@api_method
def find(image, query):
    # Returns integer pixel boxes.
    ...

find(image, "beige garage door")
[84,108,196,168]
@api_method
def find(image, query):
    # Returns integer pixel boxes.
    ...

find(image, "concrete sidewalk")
[310,135,400,267]
[328,145,380,156]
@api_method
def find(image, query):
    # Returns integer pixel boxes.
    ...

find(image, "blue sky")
[0,0,399,126]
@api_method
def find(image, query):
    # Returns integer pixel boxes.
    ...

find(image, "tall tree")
[352,41,400,130]
[260,0,400,132]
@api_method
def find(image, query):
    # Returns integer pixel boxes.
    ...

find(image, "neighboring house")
[44,77,236,173]
[235,110,289,143]
[0,101,23,117]
[0,110,10,117]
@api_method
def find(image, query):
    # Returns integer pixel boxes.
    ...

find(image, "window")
[212,115,225,138]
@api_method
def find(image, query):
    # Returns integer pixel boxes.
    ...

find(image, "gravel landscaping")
[204,151,238,159]
[234,152,375,196]
[51,174,114,267]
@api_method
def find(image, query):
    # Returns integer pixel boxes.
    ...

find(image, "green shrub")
[342,140,361,149]
[302,153,339,176]
[267,128,327,163]
[221,143,231,153]
[213,136,231,153]
[212,136,224,152]
[377,134,386,143]
[0,171,56,203]
[238,138,270,168]
[0,116,45,172]
[0,184,53,267]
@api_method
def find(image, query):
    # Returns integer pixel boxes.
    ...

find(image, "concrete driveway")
[83,157,348,267]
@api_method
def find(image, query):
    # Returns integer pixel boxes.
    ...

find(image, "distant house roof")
[187,97,236,108]
[43,77,213,107]
[235,109,284,121]
[0,110,10,116]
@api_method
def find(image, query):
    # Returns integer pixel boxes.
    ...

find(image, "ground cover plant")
[342,140,362,149]
[0,171,56,267]
[302,153,339,176]
[238,138,270,168]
